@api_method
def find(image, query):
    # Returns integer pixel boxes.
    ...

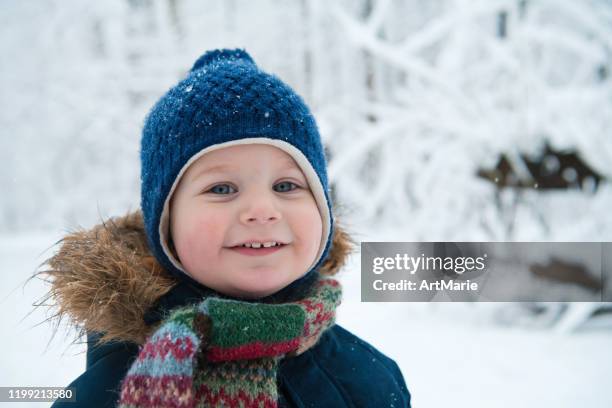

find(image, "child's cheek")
[182,215,226,264]
[292,200,323,256]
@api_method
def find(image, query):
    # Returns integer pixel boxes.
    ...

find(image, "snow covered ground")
[2,232,611,408]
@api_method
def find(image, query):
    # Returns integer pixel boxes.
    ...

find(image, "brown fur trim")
[36,209,353,345]
[36,211,176,345]
[319,219,355,276]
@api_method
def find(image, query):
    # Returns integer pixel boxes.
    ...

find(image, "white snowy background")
[2,0,612,407]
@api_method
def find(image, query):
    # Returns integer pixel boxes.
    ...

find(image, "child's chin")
[230,280,289,300]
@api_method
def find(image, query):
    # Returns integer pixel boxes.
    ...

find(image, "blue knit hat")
[140,48,333,292]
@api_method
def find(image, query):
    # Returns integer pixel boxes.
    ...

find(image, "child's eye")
[274,181,299,193]
[207,184,237,195]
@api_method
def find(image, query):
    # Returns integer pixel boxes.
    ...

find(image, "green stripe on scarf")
[207,300,305,347]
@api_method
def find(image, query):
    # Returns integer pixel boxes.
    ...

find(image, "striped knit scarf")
[118,278,342,408]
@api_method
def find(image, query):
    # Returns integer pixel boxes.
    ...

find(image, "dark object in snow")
[477,142,605,192]
[597,64,608,82]
[520,143,605,191]
[529,257,602,292]
[497,10,508,38]
[477,153,528,188]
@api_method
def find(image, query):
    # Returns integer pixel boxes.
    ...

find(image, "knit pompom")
[190,48,255,72]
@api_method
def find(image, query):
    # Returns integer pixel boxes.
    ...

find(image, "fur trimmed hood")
[38,210,353,346]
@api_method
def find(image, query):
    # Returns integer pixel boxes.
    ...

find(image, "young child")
[45,48,411,408]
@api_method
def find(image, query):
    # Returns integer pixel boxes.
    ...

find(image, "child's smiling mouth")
[228,243,288,256]
[228,239,288,256]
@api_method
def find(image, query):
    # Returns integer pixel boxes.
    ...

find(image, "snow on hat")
[140,48,333,289]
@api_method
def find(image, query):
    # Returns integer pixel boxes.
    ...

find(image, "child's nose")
[239,195,282,225]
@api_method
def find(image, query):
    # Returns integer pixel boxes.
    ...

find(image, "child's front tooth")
[251,242,262,248]
[263,242,275,248]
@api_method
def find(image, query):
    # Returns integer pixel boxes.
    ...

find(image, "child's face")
[169,144,323,299]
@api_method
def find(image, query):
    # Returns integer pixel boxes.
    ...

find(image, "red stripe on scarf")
[317,279,340,288]
[207,338,300,362]
[138,335,197,361]
[119,374,194,407]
